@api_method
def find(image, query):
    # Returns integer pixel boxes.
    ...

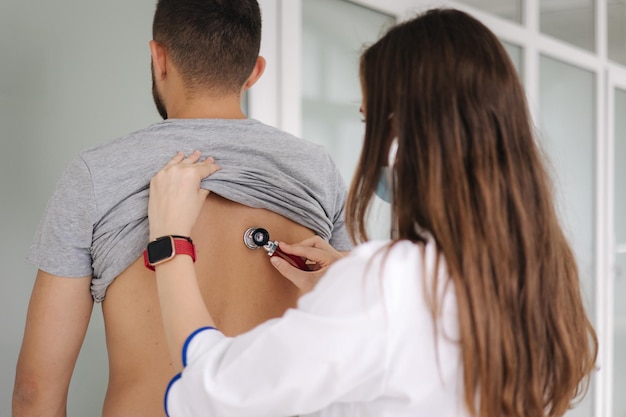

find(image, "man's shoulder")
[76,118,325,151]
[77,119,325,155]
[78,122,165,157]
[239,119,327,150]
[71,118,338,186]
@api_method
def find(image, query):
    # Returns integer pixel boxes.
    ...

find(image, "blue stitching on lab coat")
[182,326,218,367]
[164,372,182,417]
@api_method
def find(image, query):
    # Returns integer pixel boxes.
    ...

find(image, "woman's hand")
[270,236,345,294]
[148,151,220,240]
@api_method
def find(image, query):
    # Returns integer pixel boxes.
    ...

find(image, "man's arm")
[13,271,93,417]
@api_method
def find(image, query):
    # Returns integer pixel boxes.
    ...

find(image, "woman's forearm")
[154,256,215,369]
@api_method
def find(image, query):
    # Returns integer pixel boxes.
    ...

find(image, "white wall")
[0,0,160,414]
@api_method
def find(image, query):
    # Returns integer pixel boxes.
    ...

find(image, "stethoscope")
[243,227,309,271]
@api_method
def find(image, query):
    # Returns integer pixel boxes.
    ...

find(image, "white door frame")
[605,62,626,417]
[251,0,303,136]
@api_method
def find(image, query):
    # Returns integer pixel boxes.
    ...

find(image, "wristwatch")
[143,235,196,271]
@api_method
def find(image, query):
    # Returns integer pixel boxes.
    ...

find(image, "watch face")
[147,237,174,264]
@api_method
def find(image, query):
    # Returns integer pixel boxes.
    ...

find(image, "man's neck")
[167,95,246,120]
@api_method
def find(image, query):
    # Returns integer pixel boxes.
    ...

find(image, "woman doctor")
[147,8,597,417]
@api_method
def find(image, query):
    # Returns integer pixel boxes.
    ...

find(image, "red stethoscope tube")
[271,245,309,271]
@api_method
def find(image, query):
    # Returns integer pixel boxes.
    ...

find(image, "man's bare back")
[101,194,314,416]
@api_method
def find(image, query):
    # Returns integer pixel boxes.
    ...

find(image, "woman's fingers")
[181,149,202,164]
[278,243,328,265]
[165,151,186,167]
[270,256,324,294]
[286,235,331,249]
[167,150,214,168]
[270,237,345,294]
[163,151,220,181]
[196,157,220,179]
[277,239,343,269]
[148,151,220,239]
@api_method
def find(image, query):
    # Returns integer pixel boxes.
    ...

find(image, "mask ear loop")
[388,137,399,167]
[387,138,399,239]
[243,227,310,271]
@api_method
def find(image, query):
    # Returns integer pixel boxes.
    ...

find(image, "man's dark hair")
[153,0,262,95]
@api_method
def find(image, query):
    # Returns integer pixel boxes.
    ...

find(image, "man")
[13,1,351,416]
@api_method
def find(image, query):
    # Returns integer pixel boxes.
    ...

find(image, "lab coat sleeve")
[165,247,390,417]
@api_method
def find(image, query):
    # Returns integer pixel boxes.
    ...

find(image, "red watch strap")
[172,237,196,262]
[143,237,196,271]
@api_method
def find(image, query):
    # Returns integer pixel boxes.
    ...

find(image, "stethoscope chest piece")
[243,226,308,270]
[243,227,271,250]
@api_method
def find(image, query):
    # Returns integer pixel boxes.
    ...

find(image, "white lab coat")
[165,239,470,417]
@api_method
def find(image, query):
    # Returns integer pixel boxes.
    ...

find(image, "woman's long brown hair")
[347,8,597,417]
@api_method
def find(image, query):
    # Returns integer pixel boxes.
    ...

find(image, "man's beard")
[151,65,168,120]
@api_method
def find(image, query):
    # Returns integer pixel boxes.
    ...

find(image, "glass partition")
[614,255,626,417]
[502,40,523,80]
[613,87,626,417]
[539,55,595,308]
[609,1,626,69]
[540,0,595,52]
[539,55,595,417]
[457,0,522,23]
[302,0,395,238]
[615,88,626,244]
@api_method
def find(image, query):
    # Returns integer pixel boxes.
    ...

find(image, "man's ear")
[243,56,266,90]
[149,40,168,81]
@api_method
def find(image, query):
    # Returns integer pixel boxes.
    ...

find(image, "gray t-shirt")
[27,118,351,302]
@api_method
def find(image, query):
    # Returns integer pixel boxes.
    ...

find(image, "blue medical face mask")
[375,138,398,203]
